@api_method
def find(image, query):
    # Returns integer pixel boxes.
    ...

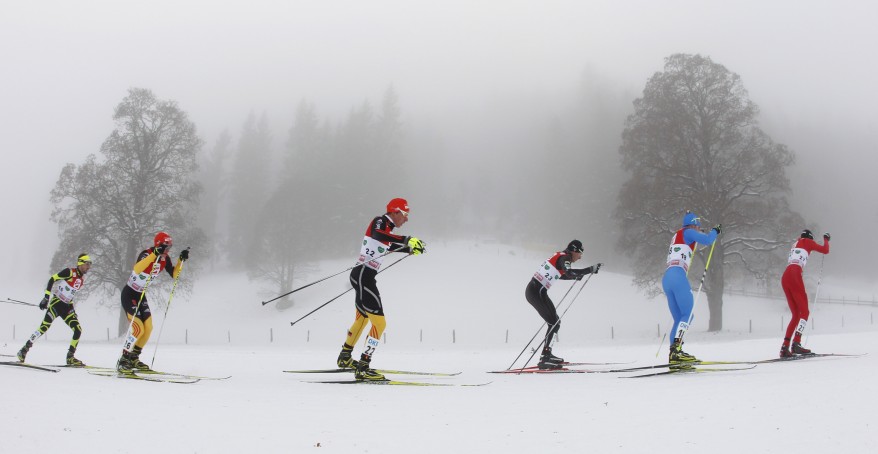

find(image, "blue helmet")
[682,212,701,227]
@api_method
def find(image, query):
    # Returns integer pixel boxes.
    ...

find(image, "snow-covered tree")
[615,54,803,331]
[49,87,205,335]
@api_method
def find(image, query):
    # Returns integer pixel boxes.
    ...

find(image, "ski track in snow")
[2,242,876,453]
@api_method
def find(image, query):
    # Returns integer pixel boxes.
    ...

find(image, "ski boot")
[538,348,564,370]
[354,356,386,381]
[131,358,152,371]
[66,354,86,367]
[779,345,793,358]
[791,342,812,355]
[336,344,359,369]
[129,346,152,371]
[116,354,135,373]
[669,339,698,369]
[16,341,32,363]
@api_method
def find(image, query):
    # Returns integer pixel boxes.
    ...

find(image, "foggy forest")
[2,0,876,329]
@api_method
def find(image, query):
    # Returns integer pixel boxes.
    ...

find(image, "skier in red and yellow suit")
[116,231,189,372]
[780,229,830,357]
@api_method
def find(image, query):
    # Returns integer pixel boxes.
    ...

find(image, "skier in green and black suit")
[17,253,93,366]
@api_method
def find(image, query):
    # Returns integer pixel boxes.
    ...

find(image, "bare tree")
[49,87,204,335]
[615,54,803,331]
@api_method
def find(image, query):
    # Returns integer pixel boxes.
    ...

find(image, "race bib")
[788,247,809,267]
[533,260,562,289]
[667,236,694,272]
[358,236,388,271]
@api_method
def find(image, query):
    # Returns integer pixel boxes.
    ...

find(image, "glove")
[179,248,190,261]
[154,244,168,256]
[39,295,50,310]
[823,232,831,241]
[594,263,603,274]
[713,224,723,235]
[407,237,426,255]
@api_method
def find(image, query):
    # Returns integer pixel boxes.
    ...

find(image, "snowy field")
[2,241,877,453]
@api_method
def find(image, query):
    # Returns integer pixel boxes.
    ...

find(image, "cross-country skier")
[663,212,721,366]
[116,232,189,372]
[526,240,602,370]
[780,229,830,357]
[16,254,93,366]
[336,198,426,381]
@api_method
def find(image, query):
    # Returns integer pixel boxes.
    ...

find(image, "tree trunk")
[706,242,725,332]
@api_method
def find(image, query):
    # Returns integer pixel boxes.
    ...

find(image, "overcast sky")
[2,0,876,290]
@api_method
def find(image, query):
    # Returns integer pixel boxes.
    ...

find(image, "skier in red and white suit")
[780,229,830,357]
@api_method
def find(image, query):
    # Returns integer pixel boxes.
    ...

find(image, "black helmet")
[566,239,584,253]
[801,229,814,240]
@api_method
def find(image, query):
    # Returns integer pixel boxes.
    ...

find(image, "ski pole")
[506,279,579,371]
[150,250,188,368]
[812,254,825,306]
[517,273,595,372]
[261,250,400,306]
[2,298,39,307]
[121,267,158,354]
[803,254,825,347]
[655,332,667,358]
[289,254,410,327]
[678,240,716,344]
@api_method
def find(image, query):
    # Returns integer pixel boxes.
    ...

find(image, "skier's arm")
[566,264,603,279]
[375,230,410,252]
[165,257,177,278]
[132,250,156,275]
[805,237,830,255]
[683,228,718,246]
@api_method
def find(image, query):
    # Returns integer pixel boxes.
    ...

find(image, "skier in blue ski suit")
[663,212,721,364]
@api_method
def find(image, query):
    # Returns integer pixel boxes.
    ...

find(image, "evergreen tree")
[198,129,232,269]
[227,112,273,268]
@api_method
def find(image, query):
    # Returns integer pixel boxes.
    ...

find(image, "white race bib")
[667,236,694,272]
[51,276,83,304]
[358,236,389,271]
[788,247,809,268]
[533,260,562,289]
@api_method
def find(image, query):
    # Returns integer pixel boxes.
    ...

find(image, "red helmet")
[386,198,409,215]
[154,231,173,248]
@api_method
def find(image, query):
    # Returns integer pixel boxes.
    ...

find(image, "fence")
[726,289,878,307]
[6,291,877,345]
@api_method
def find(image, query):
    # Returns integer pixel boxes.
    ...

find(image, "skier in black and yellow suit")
[116,231,189,372]
[17,253,93,366]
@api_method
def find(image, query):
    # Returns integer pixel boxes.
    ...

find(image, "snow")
[2,241,876,453]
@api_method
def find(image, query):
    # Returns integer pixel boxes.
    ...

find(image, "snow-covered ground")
[2,241,876,453]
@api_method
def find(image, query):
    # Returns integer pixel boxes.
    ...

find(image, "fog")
[2,0,877,296]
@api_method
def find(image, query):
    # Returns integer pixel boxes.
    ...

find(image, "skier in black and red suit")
[336,198,426,381]
[527,240,602,370]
